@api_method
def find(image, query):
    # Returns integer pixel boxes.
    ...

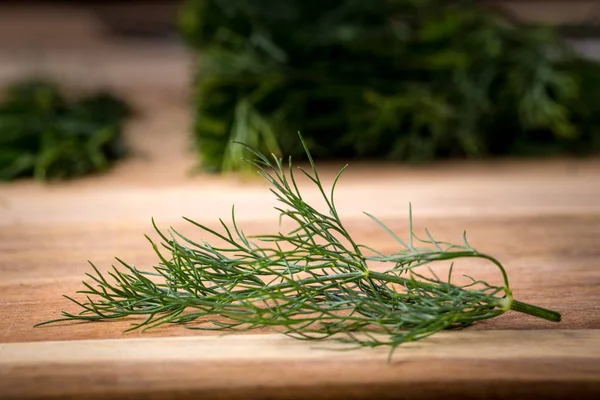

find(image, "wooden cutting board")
[1,330,598,400]
[1,155,599,399]
[1,103,599,399]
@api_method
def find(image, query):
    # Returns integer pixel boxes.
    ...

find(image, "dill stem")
[370,271,560,322]
[509,299,561,322]
[368,271,418,287]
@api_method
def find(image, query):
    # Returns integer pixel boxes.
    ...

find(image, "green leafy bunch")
[38,135,560,358]
[179,0,600,172]
[0,80,133,181]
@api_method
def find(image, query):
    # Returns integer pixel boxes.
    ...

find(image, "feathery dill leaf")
[37,133,560,356]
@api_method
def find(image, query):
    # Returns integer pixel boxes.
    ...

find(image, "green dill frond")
[37,133,560,356]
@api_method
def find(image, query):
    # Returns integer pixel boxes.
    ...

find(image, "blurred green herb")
[179,0,600,172]
[37,134,560,357]
[0,80,133,181]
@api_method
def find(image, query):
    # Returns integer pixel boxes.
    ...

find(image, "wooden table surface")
[1,101,599,399]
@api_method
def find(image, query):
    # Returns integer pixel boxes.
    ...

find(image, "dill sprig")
[37,134,560,356]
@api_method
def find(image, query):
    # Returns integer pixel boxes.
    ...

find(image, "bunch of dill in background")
[0,80,133,181]
[179,0,600,172]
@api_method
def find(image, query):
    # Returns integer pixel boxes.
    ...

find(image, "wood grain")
[1,331,599,400]
[0,94,599,398]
